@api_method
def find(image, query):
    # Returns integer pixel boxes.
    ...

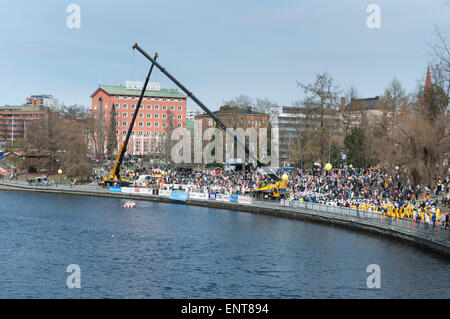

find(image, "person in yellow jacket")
[436,207,441,224]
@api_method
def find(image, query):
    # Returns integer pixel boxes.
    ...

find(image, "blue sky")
[0,0,449,111]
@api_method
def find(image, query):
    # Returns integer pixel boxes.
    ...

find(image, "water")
[0,191,448,298]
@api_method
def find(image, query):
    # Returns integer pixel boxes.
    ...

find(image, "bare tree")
[223,94,254,110]
[428,26,450,100]
[292,72,341,166]
[254,97,278,114]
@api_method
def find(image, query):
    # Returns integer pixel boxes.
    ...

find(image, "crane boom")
[132,43,266,169]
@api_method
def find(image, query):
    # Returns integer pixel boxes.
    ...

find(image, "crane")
[132,43,278,179]
[99,52,158,186]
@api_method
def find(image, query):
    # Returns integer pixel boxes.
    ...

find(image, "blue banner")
[209,193,217,200]
[109,186,122,193]
[230,195,238,202]
[169,190,189,202]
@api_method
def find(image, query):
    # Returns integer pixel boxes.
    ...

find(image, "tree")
[422,83,449,120]
[254,97,278,114]
[365,75,449,186]
[344,127,370,168]
[106,104,117,156]
[379,78,409,116]
[60,104,88,120]
[57,118,93,181]
[24,108,93,180]
[223,95,253,110]
[292,72,341,166]
[428,26,450,98]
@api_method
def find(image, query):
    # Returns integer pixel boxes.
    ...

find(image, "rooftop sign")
[125,81,160,91]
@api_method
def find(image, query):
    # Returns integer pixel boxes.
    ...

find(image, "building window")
[162,114,167,119]
[138,122,143,127]
[115,96,119,99]
[146,105,151,110]
[178,99,182,102]
[162,123,167,128]
[146,122,151,127]
[155,98,159,101]
[146,97,151,101]
[131,104,136,109]
[154,105,159,110]
[116,121,119,126]
[115,112,119,117]
[178,106,182,111]
[155,123,159,127]
[146,114,151,118]
[177,123,182,127]
[114,103,119,108]
[177,115,182,119]
[170,106,175,111]
[138,131,143,136]
[139,113,143,118]
[131,96,136,100]
[163,98,167,101]
[123,96,128,100]
[154,114,159,119]
[208,119,213,126]
[122,122,127,126]
[122,113,127,117]
[122,131,127,135]
[162,105,167,110]
[123,104,127,108]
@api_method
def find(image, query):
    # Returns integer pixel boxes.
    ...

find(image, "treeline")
[25,105,93,181]
[288,28,450,187]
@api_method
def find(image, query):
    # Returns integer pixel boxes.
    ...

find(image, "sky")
[0,0,449,111]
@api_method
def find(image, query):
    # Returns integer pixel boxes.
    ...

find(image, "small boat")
[123,201,136,208]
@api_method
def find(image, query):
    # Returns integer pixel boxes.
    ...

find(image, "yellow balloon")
[325,163,332,171]
[58,169,62,175]
[282,174,288,181]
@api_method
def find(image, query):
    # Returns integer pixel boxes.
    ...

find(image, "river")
[0,191,448,298]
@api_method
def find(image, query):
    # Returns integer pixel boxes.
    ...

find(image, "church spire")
[425,66,432,89]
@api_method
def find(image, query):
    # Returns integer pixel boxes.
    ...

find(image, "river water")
[0,191,448,298]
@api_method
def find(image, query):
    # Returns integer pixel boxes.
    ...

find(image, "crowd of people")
[165,166,450,227]
[97,157,450,228]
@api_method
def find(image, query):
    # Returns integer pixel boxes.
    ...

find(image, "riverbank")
[1,180,449,259]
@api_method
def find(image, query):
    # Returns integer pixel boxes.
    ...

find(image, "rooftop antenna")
[98,65,102,86]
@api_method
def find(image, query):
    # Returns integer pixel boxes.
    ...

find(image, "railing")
[1,180,449,246]
[274,199,450,245]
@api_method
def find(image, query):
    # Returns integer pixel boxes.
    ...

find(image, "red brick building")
[91,84,187,155]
